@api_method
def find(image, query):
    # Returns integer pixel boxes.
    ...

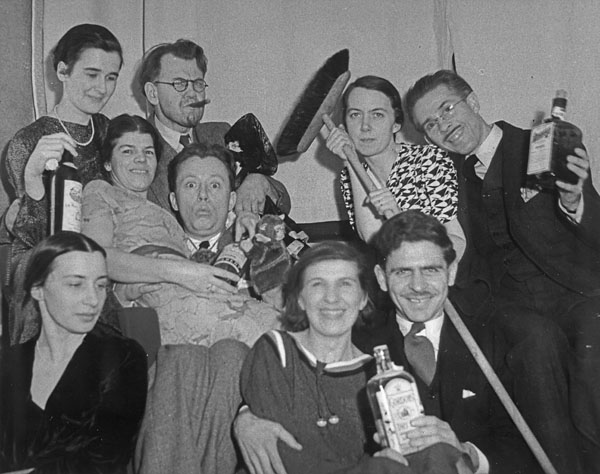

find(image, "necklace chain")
[53,105,95,147]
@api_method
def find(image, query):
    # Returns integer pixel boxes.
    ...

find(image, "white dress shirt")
[395,311,490,474]
[154,116,192,153]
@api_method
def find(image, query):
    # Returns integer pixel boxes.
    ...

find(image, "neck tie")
[463,154,482,182]
[190,241,213,263]
[179,134,191,147]
[404,322,436,385]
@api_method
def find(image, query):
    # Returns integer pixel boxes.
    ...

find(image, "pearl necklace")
[53,105,95,147]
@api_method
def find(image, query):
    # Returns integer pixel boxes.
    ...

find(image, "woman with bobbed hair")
[324,75,465,259]
[241,241,404,473]
[4,23,123,344]
[0,231,147,474]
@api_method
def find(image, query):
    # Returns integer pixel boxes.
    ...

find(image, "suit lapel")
[437,315,476,421]
[148,117,177,213]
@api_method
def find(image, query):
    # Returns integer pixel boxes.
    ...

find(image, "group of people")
[0,20,598,474]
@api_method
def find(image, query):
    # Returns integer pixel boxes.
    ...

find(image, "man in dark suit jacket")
[405,70,600,472]
[137,39,291,216]
[234,211,577,474]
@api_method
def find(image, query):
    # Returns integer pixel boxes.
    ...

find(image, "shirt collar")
[396,311,445,357]
[154,115,192,153]
[471,123,503,170]
[186,232,221,253]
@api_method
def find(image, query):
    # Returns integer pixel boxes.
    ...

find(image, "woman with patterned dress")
[3,24,123,344]
[324,76,464,258]
[82,115,280,347]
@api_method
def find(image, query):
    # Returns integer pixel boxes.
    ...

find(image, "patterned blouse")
[340,142,458,227]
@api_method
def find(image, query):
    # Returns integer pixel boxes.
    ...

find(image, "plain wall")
[2,0,599,224]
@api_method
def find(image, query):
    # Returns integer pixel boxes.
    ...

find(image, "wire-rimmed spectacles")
[154,78,208,93]
[422,96,468,135]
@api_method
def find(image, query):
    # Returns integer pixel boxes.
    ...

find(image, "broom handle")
[443,300,558,474]
[322,115,394,219]
[341,145,395,220]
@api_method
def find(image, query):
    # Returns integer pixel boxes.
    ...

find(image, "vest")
[463,153,542,287]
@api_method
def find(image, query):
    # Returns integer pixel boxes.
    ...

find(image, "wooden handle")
[341,144,395,220]
[443,300,558,474]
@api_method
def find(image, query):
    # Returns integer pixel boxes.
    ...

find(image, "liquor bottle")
[527,90,582,189]
[48,150,82,234]
[213,242,249,285]
[263,196,310,259]
[366,345,424,455]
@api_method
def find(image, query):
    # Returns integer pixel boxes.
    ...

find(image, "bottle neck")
[551,105,566,120]
[61,151,75,165]
[375,353,393,373]
[551,97,567,120]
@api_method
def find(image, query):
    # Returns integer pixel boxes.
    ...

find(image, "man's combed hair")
[139,39,208,96]
[372,210,456,267]
[167,143,236,193]
[405,70,473,132]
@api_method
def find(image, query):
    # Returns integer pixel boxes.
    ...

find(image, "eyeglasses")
[421,96,468,135]
[154,78,208,93]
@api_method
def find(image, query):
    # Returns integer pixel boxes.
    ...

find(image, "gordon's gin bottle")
[366,344,424,455]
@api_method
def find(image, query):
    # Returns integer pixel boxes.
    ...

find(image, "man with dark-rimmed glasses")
[138,39,290,216]
[405,69,600,474]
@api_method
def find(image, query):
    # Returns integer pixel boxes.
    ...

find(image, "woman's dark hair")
[100,114,162,177]
[23,232,106,303]
[52,23,123,72]
[342,75,404,126]
[167,143,236,193]
[280,241,375,332]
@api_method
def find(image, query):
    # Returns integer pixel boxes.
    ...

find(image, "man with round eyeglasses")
[405,69,600,474]
[139,39,290,216]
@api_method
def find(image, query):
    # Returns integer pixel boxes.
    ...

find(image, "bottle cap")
[555,89,567,99]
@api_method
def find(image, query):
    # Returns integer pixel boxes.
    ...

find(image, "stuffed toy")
[247,214,292,295]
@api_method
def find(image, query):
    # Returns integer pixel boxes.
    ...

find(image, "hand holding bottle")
[24,132,78,200]
[556,147,590,213]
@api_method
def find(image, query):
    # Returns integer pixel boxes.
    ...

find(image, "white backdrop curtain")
[25,0,600,222]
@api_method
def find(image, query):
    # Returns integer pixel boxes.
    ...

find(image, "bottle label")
[527,122,555,175]
[61,179,82,232]
[214,244,247,275]
[376,378,422,455]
